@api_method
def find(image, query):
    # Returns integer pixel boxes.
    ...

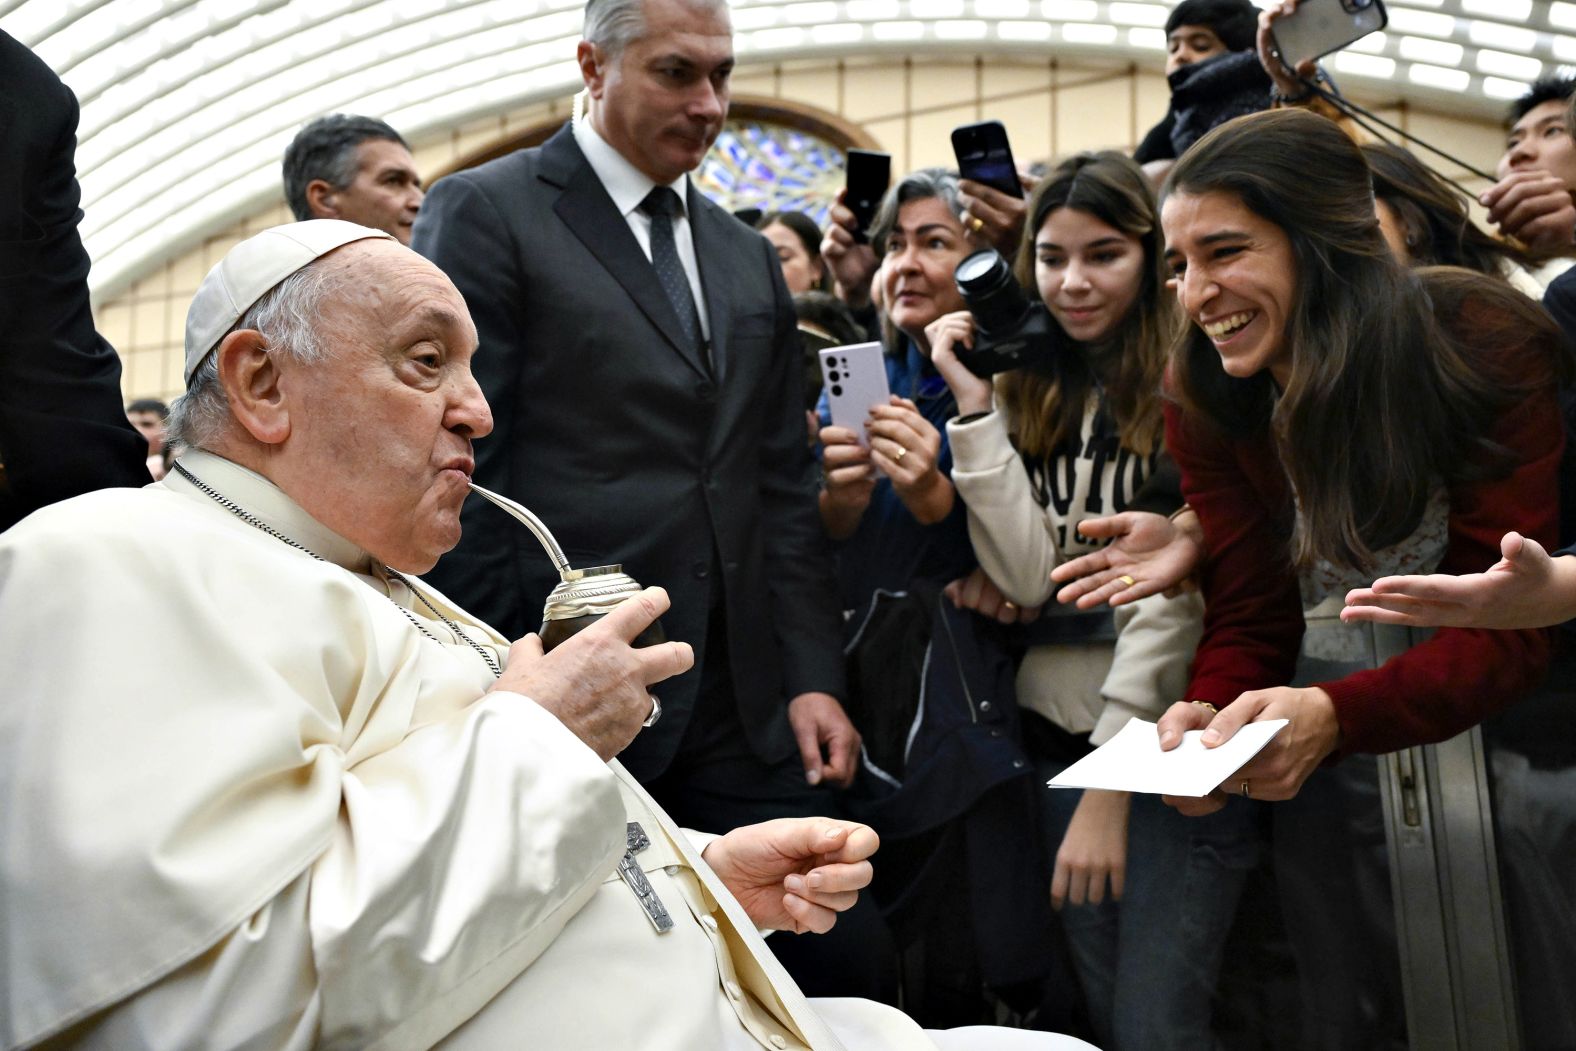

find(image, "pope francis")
[0,221,1093,1051]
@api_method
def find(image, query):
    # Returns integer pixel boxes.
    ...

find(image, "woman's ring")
[968,215,985,234]
[1240,780,1251,799]
[894,445,908,461]
[1119,574,1136,587]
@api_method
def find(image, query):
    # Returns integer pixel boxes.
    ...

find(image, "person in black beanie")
[1134,0,1264,166]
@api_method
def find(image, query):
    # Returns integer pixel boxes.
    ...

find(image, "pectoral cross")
[618,822,674,933]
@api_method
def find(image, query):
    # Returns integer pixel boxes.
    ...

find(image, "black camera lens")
[829,370,841,382]
[955,249,1033,335]
[831,384,843,396]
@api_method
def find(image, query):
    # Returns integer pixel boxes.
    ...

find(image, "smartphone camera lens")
[829,370,841,382]
[831,384,844,396]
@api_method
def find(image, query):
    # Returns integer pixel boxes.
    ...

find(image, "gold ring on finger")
[894,445,908,462]
[1119,574,1136,587]
[968,215,985,234]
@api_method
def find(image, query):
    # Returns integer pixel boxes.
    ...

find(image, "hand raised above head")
[491,587,694,761]
[822,188,879,310]
[957,176,1032,256]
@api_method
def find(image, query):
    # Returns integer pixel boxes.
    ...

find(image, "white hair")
[165,261,337,452]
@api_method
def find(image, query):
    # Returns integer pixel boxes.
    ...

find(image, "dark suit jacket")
[0,31,148,531]
[413,124,846,779]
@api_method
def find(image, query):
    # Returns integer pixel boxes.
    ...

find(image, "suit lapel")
[687,184,731,383]
[540,127,711,379]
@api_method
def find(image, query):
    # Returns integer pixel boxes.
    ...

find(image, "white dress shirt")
[573,116,711,340]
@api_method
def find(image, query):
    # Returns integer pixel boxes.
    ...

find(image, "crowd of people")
[3,0,1576,1048]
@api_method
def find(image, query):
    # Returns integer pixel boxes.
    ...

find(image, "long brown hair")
[1165,109,1562,571]
[1002,151,1176,460]
[1361,142,1532,275]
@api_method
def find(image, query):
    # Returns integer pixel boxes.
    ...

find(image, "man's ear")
[217,329,290,445]
[304,178,340,220]
[577,40,607,98]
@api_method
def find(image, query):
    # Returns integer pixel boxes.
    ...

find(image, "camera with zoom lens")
[952,248,1058,377]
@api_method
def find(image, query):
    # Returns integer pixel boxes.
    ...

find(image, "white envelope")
[1047,716,1289,797]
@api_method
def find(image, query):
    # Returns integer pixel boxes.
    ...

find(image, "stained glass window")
[694,120,847,228]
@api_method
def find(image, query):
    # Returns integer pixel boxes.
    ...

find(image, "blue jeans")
[1039,758,1261,1051]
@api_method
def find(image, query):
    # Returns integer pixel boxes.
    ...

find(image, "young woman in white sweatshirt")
[928,151,1247,1051]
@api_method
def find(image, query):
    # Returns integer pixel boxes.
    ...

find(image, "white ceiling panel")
[0,0,1557,299]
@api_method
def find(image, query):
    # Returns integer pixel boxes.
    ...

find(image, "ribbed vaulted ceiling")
[2,0,1565,299]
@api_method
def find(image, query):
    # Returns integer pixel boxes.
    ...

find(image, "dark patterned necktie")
[639,186,706,359]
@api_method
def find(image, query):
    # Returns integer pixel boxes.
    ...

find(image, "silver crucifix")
[618,822,674,933]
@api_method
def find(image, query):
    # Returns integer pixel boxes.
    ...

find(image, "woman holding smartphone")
[817,168,976,581]
[926,152,1238,1051]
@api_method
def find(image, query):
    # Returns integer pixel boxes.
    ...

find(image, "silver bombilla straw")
[467,482,574,580]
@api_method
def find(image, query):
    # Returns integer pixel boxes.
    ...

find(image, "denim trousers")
[1037,754,1262,1051]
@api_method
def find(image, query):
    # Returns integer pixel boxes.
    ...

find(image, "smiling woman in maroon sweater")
[1152,109,1567,810]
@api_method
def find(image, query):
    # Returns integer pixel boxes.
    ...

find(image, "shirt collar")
[163,449,374,574]
[573,117,691,220]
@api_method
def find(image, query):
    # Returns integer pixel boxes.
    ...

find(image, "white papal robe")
[0,451,979,1051]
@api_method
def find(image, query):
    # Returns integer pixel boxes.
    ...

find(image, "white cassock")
[0,451,1095,1051]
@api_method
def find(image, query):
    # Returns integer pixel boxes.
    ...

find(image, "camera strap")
[1296,74,1497,198]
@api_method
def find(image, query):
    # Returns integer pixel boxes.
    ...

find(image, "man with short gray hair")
[283,114,425,244]
[411,0,894,1001]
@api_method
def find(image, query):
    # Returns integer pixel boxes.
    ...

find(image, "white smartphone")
[1271,0,1386,71]
[819,342,890,447]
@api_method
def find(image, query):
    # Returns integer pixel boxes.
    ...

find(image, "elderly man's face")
[277,242,491,573]
[581,0,734,185]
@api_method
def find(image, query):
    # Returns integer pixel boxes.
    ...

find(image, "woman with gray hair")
[816,169,1066,1030]
[818,168,972,548]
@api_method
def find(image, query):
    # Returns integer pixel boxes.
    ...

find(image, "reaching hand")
[944,566,1042,624]
[822,188,880,309]
[788,691,862,787]
[1049,509,1203,609]
[1155,687,1340,817]
[703,818,878,933]
[1342,530,1576,630]
[492,587,694,760]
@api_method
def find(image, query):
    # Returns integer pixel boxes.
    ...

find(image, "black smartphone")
[951,120,1023,200]
[844,148,891,246]
[1271,0,1387,71]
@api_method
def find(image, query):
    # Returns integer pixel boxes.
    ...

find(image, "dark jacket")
[0,31,148,531]
[411,124,845,780]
